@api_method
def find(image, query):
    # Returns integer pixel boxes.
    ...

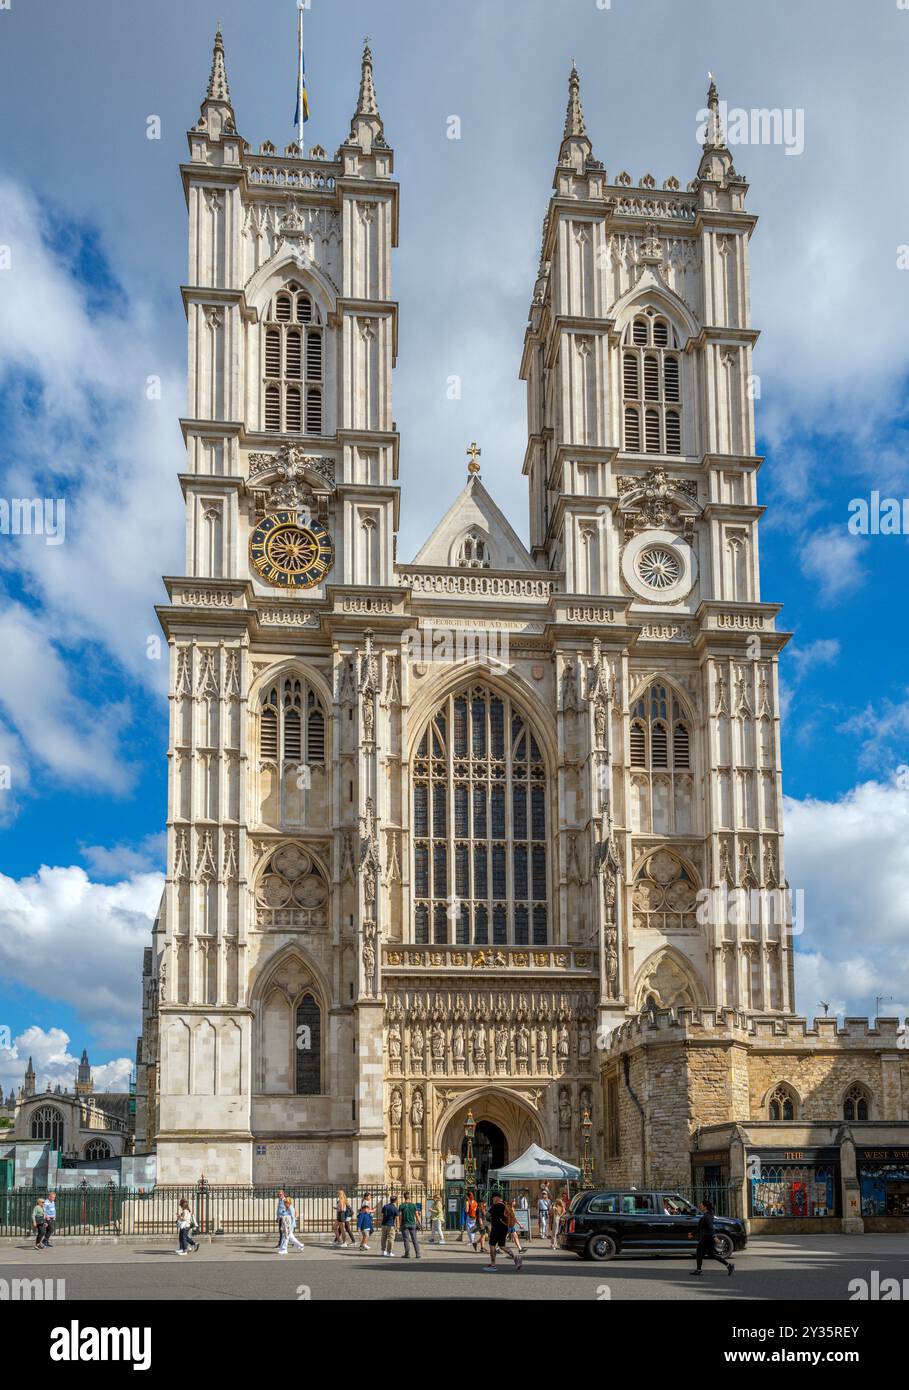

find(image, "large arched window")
[412,684,549,946]
[843,1083,871,1123]
[262,282,324,435]
[629,682,693,834]
[621,308,682,456]
[31,1106,64,1150]
[84,1139,112,1160]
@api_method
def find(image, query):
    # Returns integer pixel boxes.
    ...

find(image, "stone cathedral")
[137,30,796,1188]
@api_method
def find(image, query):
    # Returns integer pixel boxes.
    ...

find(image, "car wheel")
[586,1234,617,1262]
[714,1234,733,1259]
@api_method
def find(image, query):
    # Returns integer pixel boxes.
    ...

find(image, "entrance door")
[463,1120,507,1189]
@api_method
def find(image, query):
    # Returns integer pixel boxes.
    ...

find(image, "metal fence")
[0,1183,429,1238]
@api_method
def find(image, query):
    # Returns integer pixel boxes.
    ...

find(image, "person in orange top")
[464,1190,479,1249]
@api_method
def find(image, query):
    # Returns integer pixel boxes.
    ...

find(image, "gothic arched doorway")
[462,1120,508,1186]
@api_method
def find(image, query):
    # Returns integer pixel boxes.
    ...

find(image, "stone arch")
[244,251,337,324]
[632,945,705,1012]
[841,1079,873,1123]
[628,670,697,727]
[611,278,699,346]
[249,943,330,1094]
[762,1079,801,1121]
[434,1086,548,1161]
[406,663,557,777]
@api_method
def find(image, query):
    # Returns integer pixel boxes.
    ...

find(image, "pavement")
[1,1232,907,1300]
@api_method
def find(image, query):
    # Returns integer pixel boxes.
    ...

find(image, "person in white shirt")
[278,1200,305,1253]
[537,1187,551,1240]
[176,1198,198,1254]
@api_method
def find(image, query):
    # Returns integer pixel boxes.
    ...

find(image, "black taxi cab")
[559,1189,748,1261]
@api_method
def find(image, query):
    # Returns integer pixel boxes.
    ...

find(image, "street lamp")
[464,1109,477,1190]
[580,1108,595,1190]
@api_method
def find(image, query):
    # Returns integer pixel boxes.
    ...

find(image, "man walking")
[483,1191,523,1273]
[42,1191,57,1248]
[380,1192,399,1257]
[399,1191,422,1260]
[537,1185,551,1241]
[689,1201,734,1278]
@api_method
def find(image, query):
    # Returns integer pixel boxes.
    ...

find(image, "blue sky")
[1,0,908,1090]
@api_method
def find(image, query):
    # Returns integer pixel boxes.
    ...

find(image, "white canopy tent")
[490,1143,581,1183]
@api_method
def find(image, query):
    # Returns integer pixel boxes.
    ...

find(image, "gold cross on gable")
[466,441,482,476]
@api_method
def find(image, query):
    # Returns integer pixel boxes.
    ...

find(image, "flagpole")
[297,1,305,157]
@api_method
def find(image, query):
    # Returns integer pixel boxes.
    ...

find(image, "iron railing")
[0,1183,429,1238]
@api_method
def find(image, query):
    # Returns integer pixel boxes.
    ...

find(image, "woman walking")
[278,1199,305,1253]
[334,1189,355,1247]
[429,1193,445,1244]
[689,1201,734,1278]
[474,1199,488,1255]
[32,1197,46,1250]
[550,1195,566,1249]
[504,1196,523,1253]
[176,1198,199,1254]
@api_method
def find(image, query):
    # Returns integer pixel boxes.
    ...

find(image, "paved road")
[1,1234,906,1301]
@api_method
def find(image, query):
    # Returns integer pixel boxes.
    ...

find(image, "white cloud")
[80,833,166,880]
[0,178,183,808]
[839,696,909,772]
[0,864,163,1048]
[785,777,909,1022]
[0,1026,132,1097]
[798,526,868,601]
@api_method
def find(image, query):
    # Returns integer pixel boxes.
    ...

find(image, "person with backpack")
[176,1198,199,1254]
[483,1191,523,1273]
[689,1200,734,1278]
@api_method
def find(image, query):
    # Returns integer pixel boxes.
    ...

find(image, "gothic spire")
[558,60,593,173]
[348,36,386,152]
[563,60,587,141]
[195,24,237,141]
[207,24,231,103]
[703,71,726,150]
[356,37,380,118]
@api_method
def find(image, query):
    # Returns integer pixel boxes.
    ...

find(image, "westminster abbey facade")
[137,30,797,1187]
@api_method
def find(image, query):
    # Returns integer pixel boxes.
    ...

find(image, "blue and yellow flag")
[293,3,310,129]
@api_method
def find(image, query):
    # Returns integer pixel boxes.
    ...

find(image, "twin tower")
[135,29,792,1189]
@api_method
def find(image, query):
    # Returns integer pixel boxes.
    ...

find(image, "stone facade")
[599,1009,909,1231]
[139,34,806,1188]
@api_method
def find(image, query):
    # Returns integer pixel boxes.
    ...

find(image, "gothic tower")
[75,1048,93,1097]
[148,29,400,1183]
[521,70,794,1026]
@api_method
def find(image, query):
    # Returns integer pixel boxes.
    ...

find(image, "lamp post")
[464,1109,477,1191]
[580,1108,595,1190]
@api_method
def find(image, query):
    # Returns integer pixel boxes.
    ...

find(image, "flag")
[293,4,309,129]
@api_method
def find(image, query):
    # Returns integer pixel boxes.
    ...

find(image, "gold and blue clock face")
[249,511,334,589]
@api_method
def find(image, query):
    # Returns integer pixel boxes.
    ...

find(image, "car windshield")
[661,1194,697,1215]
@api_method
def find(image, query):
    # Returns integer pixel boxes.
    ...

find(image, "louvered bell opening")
[651,721,669,767]
[284,709,302,761]
[664,356,680,401]
[623,353,639,400]
[305,388,322,435]
[673,722,690,769]
[260,706,278,759]
[306,331,323,381]
[296,294,313,323]
[665,410,681,455]
[644,409,660,453]
[643,355,660,400]
[265,328,281,378]
[285,387,302,432]
[630,721,646,767]
[624,406,641,451]
[632,318,648,345]
[653,319,670,347]
[285,330,302,379]
[275,295,292,322]
[264,385,281,431]
[307,709,325,762]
